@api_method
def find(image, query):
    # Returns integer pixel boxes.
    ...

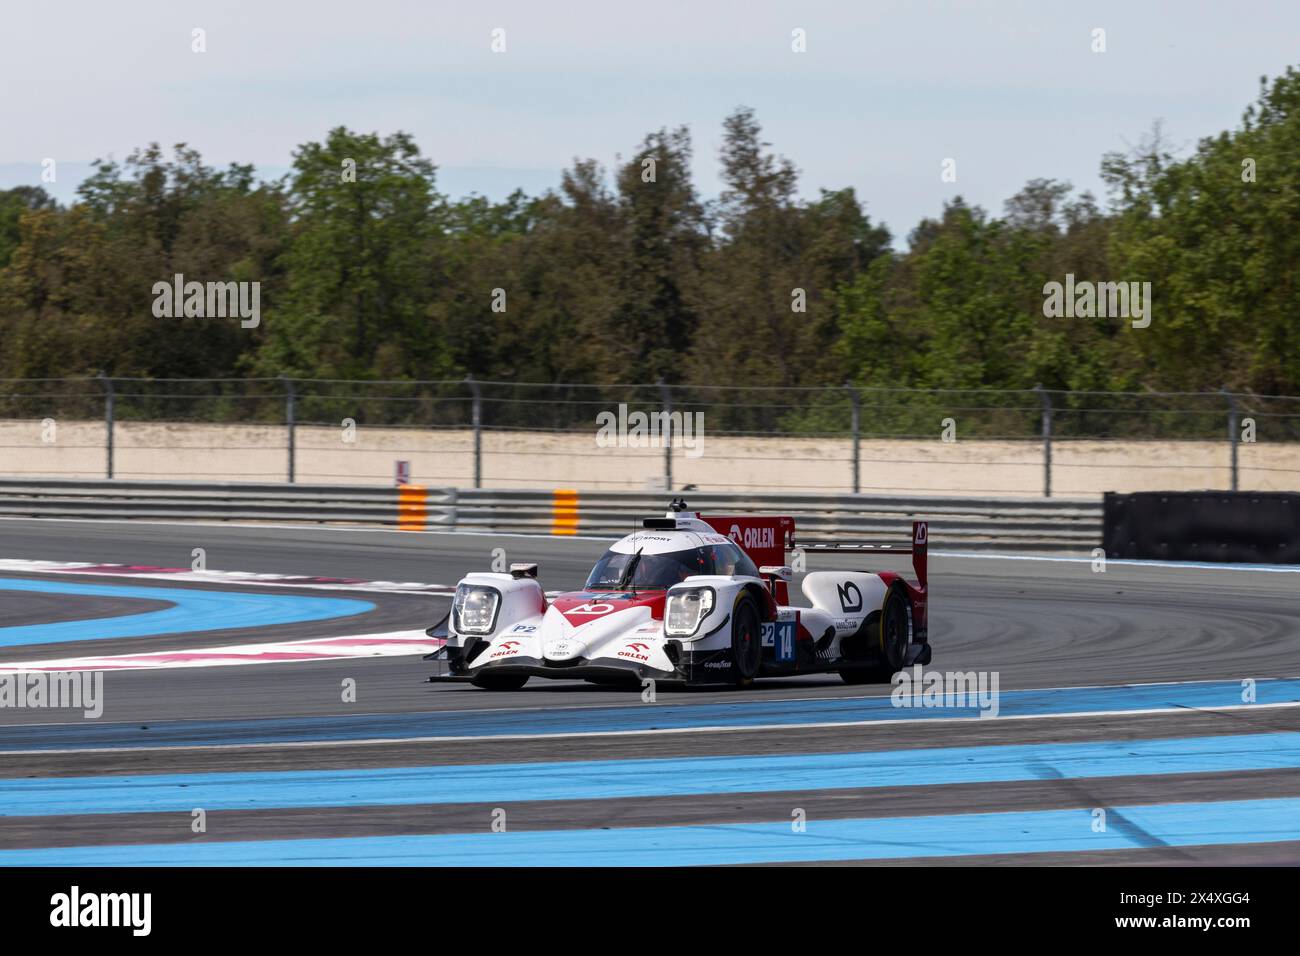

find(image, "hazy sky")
[2,0,1297,243]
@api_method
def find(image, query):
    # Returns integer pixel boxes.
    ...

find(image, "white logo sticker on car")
[566,603,615,614]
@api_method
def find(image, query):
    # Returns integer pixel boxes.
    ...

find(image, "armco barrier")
[451,489,1102,552]
[0,478,453,527]
[0,479,1102,552]
[1103,491,1300,563]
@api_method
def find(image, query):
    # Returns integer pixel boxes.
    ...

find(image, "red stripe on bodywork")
[550,592,667,625]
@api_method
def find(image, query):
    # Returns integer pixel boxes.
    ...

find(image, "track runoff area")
[0,515,1296,918]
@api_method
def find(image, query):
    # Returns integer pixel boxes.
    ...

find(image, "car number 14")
[761,621,796,662]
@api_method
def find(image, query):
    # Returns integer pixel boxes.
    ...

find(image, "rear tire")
[731,593,763,686]
[878,587,911,671]
[470,672,530,691]
[839,588,910,685]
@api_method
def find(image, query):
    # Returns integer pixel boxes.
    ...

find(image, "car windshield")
[585,547,714,590]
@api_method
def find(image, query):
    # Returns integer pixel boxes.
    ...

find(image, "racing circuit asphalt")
[1,516,1299,865]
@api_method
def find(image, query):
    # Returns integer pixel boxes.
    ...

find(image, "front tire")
[731,593,763,686]
[470,672,530,691]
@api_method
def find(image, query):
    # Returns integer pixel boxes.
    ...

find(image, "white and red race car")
[426,500,930,690]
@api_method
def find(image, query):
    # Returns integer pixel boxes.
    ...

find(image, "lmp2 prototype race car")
[426,500,930,690]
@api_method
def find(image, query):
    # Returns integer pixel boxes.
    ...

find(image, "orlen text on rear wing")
[796,521,928,589]
[698,514,796,570]
[698,514,796,602]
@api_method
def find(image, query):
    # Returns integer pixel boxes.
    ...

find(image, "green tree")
[0,146,283,380]
[1104,71,1300,393]
[0,186,57,270]
[250,128,444,379]
[690,108,890,404]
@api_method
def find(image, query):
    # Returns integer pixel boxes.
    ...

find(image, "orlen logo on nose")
[618,641,650,661]
[566,603,615,615]
[490,640,522,659]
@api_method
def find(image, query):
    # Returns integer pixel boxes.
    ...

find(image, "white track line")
[0,630,443,673]
[5,701,1300,756]
[0,559,455,594]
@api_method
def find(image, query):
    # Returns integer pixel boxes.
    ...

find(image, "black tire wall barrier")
[1103,491,1300,563]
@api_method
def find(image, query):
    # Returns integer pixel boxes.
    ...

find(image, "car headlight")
[453,585,500,634]
[665,587,715,637]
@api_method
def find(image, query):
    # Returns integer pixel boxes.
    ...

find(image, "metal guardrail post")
[846,383,860,494]
[659,379,673,491]
[446,486,459,531]
[282,376,296,484]
[96,371,114,479]
[467,375,482,489]
[1034,385,1052,498]
[1223,387,1238,492]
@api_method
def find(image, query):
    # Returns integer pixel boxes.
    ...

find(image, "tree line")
[2,67,1299,398]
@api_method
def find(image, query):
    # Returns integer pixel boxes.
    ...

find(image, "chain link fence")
[1,377,1298,495]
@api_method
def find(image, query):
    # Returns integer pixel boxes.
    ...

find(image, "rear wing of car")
[697,514,796,570]
[796,520,928,589]
[689,513,796,604]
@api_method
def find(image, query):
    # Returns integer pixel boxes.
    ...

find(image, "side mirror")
[759,565,792,581]
[509,563,539,579]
